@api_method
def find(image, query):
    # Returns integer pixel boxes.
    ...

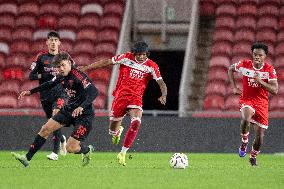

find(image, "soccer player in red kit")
[228,42,278,166]
[81,41,167,165]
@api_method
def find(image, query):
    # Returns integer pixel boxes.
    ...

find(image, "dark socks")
[75,145,90,154]
[26,134,47,161]
[52,130,62,154]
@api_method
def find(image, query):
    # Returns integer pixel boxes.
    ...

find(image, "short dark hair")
[131,41,149,54]
[52,52,72,67]
[47,31,60,39]
[251,42,268,55]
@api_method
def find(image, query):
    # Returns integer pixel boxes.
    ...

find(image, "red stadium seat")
[94,42,117,57]
[0,28,12,43]
[97,29,119,44]
[18,1,40,16]
[59,39,73,52]
[57,15,79,31]
[232,42,251,57]
[237,4,257,17]
[61,2,81,16]
[100,15,122,31]
[103,1,125,17]
[215,15,235,30]
[276,68,284,81]
[10,41,30,55]
[274,42,284,57]
[235,16,256,31]
[280,6,284,17]
[0,95,17,108]
[224,95,239,111]
[15,15,36,29]
[93,95,106,109]
[269,96,284,111]
[212,29,234,43]
[5,53,28,69]
[203,94,225,110]
[20,80,39,91]
[0,80,20,96]
[277,81,284,94]
[18,95,41,109]
[12,27,33,42]
[207,67,228,83]
[258,4,279,17]
[73,41,95,55]
[39,2,60,16]
[0,53,5,68]
[31,39,46,54]
[88,68,111,82]
[2,68,24,81]
[0,14,15,29]
[0,2,17,16]
[209,55,230,69]
[255,29,276,44]
[205,81,226,96]
[76,28,98,42]
[215,3,236,17]
[257,16,278,30]
[72,53,92,66]
[199,0,215,17]
[234,29,255,43]
[274,56,284,69]
[93,81,108,96]
[211,41,232,57]
[277,31,284,43]
[37,14,58,29]
[78,14,100,30]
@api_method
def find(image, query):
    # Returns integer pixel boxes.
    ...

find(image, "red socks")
[123,117,141,148]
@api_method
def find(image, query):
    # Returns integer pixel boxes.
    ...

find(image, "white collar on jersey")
[252,63,264,70]
[134,57,148,64]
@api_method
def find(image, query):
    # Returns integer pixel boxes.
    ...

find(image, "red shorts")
[110,95,143,121]
[240,100,269,129]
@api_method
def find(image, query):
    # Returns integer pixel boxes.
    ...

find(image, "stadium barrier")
[0,116,283,153]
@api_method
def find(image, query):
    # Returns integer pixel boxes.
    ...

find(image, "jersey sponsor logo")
[241,68,269,79]
[65,88,76,97]
[247,78,259,88]
[130,69,145,79]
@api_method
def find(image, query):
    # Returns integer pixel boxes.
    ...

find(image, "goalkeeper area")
[1,152,283,189]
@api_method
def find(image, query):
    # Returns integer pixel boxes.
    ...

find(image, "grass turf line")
[0,152,283,189]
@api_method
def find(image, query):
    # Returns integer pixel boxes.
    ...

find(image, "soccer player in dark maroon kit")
[30,31,67,160]
[12,52,98,167]
[228,43,278,166]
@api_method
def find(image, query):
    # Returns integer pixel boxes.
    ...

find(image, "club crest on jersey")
[68,80,74,87]
[44,60,49,65]
[130,69,144,79]
[82,78,91,89]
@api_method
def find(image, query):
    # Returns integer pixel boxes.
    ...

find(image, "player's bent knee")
[66,142,80,153]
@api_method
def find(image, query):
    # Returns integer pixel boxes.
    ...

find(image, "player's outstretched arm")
[79,59,113,72]
[18,91,31,100]
[228,64,242,95]
[156,79,167,105]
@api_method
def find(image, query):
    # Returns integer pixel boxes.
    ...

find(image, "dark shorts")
[52,109,94,141]
[41,100,58,119]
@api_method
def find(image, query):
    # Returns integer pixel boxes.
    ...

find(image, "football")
[169,153,188,169]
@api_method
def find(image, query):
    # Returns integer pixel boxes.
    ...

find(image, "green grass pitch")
[0,152,283,189]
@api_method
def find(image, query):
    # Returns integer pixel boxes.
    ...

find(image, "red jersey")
[111,52,162,98]
[235,60,277,105]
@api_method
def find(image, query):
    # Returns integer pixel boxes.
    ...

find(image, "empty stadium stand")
[0,0,125,111]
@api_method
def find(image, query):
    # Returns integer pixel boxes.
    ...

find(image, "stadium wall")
[0,116,283,153]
